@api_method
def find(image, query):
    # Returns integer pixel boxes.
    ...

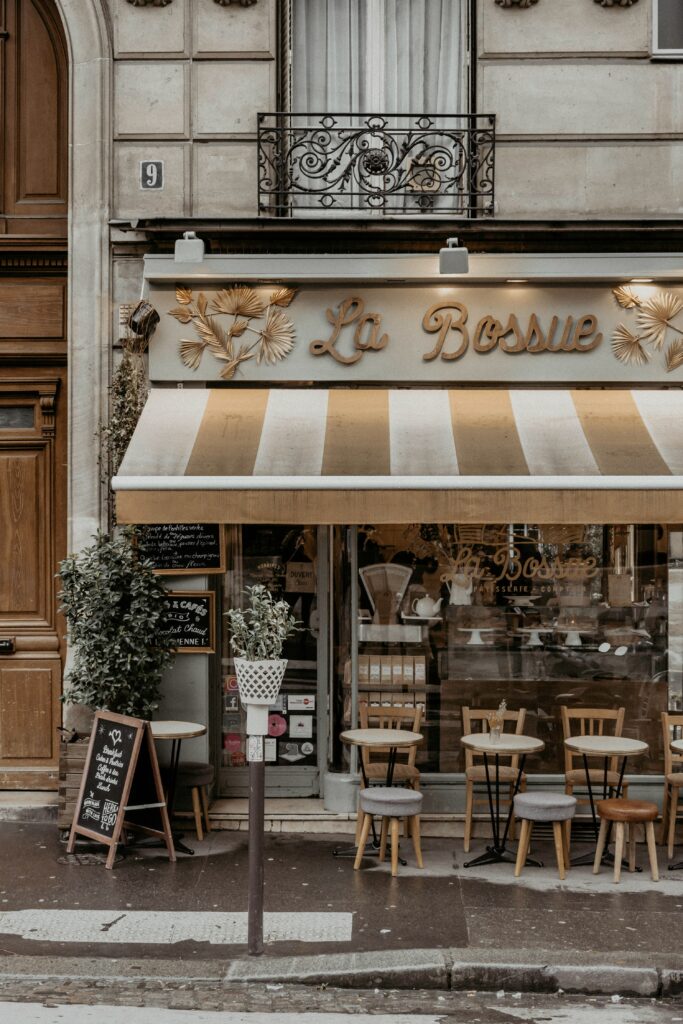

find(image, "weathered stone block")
[192,143,259,217]
[193,0,276,56]
[480,0,649,55]
[115,62,189,138]
[193,61,275,136]
[114,143,189,218]
[110,0,188,57]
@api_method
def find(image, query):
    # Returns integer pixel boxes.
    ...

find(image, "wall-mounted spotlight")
[439,237,469,275]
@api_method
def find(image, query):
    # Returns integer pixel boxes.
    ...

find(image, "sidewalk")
[1,821,683,997]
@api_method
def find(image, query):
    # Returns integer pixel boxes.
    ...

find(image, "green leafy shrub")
[58,530,175,718]
[226,584,300,661]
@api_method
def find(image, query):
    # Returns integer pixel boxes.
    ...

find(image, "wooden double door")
[0,0,68,788]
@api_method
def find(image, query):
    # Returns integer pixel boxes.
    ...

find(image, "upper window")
[653,0,683,57]
[290,0,467,114]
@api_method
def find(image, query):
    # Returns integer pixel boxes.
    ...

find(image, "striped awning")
[113,388,683,525]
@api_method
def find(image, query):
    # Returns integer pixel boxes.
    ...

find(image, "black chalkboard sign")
[67,711,174,869]
[161,591,215,653]
[138,524,225,575]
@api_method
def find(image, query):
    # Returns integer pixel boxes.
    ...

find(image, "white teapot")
[412,595,442,618]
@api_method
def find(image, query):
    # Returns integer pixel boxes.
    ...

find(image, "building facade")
[1,0,683,817]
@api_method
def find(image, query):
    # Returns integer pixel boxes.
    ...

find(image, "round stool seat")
[597,798,657,823]
[176,760,215,788]
[359,786,423,818]
[514,791,577,823]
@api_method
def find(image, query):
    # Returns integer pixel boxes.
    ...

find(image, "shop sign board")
[148,281,683,385]
[161,592,215,653]
[67,711,173,870]
[138,523,225,574]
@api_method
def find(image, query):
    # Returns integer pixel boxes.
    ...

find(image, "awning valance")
[113,388,683,525]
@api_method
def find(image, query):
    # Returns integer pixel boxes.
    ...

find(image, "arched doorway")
[0,0,68,789]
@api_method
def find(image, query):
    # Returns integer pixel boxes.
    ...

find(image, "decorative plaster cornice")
[126,0,173,7]
[594,0,638,5]
[214,0,258,6]
[495,0,538,7]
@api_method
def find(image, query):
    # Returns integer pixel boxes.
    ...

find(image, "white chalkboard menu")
[160,591,215,653]
[67,711,174,869]
[138,524,225,575]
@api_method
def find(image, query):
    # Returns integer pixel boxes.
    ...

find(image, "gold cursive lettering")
[422,302,469,362]
[310,297,389,365]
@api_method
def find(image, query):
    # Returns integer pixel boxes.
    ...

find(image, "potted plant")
[56,530,175,828]
[226,584,300,731]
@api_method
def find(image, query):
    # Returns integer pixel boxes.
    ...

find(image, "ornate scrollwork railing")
[257,112,495,217]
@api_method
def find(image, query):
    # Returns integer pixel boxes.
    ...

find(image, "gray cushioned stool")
[513,792,577,880]
[354,787,424,877]
[176,761,214,841]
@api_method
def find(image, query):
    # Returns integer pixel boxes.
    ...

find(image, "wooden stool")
[176,761,214,841]
[593,799,659,883]
[513,792,577,880]
[354,787,424,877]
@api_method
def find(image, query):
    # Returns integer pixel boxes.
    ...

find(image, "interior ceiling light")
[439,237,469,275]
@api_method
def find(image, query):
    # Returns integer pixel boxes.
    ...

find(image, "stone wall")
[107,0,277,220]
[479,0,679,218]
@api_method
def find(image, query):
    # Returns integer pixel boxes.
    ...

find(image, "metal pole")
[248,753,265,956]
[349,525,359,778]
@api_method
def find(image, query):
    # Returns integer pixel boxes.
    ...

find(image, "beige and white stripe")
[116,386,683,486]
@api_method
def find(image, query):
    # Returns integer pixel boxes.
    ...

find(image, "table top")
[671,739,683,755]
[151,720,207,741]
[564,734,648,757]
[461,732,544,755]
[340,728,422,748]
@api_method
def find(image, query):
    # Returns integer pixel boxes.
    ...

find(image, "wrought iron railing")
[257,112,495,217]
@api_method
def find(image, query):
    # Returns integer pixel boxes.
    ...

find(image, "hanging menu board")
[160,591,215,653]
[138,524,225,575]
[67,711,174,869]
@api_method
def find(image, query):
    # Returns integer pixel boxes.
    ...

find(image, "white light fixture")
[174,230,205,263]
[630,278,653,284]
[507,278,528,284]
[439,237,469,275]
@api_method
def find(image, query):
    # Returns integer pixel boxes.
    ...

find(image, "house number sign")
[140,161,164,190]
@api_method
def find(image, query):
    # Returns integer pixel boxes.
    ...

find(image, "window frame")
[652,0,683,60]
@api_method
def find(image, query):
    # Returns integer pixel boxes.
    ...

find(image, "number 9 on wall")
[140,160,164,191]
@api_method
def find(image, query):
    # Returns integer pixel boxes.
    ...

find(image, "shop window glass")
[221,525,319,774]
[655,0,683,54]
[334,524,671,777]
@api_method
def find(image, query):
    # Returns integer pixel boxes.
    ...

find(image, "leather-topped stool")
[593,799,659,883]
[176,761,214,841]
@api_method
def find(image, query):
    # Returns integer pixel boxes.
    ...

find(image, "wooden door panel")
[0,0,68,235]
[0,281,65,338]
[0,658,59,761]
[0,449,47,623]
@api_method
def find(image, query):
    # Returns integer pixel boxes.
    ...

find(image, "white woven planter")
[234,657,287,707]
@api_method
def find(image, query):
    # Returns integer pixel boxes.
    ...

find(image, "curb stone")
[226,948,450,990]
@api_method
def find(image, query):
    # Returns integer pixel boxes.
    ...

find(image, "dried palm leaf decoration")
[169,283,298,380]
[611,285,683,373]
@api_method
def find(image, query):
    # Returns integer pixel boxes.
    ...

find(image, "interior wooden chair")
[560,705,629,848]
[461,705,527,853]
[355,701,423,843]
[660,712,683,855]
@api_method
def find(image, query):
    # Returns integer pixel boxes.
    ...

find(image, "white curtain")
[292,0,464,114]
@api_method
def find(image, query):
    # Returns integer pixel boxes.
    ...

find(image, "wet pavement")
[2,822,683,963]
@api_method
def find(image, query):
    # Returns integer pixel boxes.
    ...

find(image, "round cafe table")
[460,732,544,868]
[564,734,648,867]
[668,738,683,871]
[150,720,207,856]
[337,727,423,860]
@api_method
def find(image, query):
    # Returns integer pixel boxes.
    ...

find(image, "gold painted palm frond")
[637,292,683,349]
[168,305,194,324]
[255,309,295,365]
[194,315,226,354]
[269,286,297,308]
[179,340,206,371]
[210,286,266,319]
[175,286,193,305]
[611,324,649,366]
[666,339,683,373]
[612,285,642,309]
[218,348,255,380]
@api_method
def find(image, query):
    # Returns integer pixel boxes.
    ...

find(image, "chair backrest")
[461,705,526,772]
[359,701,422,769]
[661,711,683,776]
[560,705,625,775]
